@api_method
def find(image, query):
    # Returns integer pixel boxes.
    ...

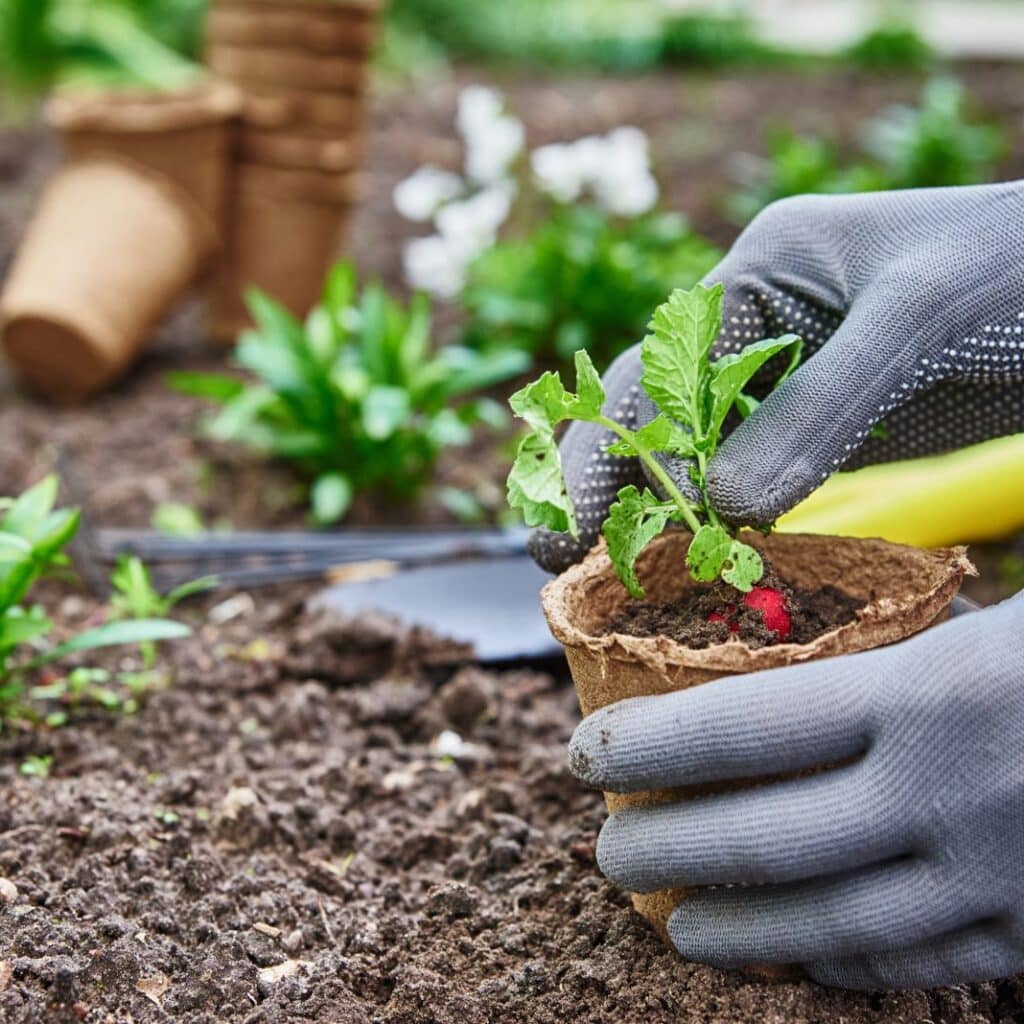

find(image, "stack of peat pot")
[0,83,240,401]
[204,0,380,342]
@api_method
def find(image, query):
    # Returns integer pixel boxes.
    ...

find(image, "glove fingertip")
[527,528,589,575]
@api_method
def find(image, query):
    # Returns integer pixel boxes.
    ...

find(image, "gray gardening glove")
[530,181,1024,573]
[568,593,1024,990]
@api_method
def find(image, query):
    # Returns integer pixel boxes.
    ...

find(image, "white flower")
[403,234,472,300]
[456,85,524,185]
[572,134,611,182]
[465,114,524,185]
[393,165,464,222]
[456,85,505,139]
[531,143,585,202]
[435,185,514,249]
[594,170,659,216]
[590,126,659,216]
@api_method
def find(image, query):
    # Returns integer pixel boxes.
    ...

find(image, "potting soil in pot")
[606,563,865,649]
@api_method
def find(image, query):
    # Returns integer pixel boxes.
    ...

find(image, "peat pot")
[541,530,974,941]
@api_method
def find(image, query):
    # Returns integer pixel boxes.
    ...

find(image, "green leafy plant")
[845,21,933,71]
[861,77,1004,190]
[462,206,721,372]
[384,0,662,71]
[19,754,52,778]
[730,79,1004,224]
[0,0,202,96]
[171,263,529,525]
[727,130,883,225]
[0,476,190,727]
[660,9,779,67]
[507,283,801,597]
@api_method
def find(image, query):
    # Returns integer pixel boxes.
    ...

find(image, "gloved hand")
[568,593,1024,990]
[530,182,1024,573]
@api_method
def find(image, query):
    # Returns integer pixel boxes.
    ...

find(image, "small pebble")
[0,878,18,903]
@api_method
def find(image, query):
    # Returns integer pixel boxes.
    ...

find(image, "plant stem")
[596,415,704,535]
[694,449,725,530]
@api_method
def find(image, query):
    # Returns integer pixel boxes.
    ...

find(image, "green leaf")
[163,576,218,607]
[166,372,245,403]
[640,284,724,430]
[721,540,764,592]
[686,525,764,592]
[0,606,52,651]
[708,334,802,440]
[508,371,575,435]
[153,502,204,537]
[603,485,680,599]
[361,386,411,440]
[507,431,577,537]
[310,473,353,525]
[605,413,695,458]
[686,523,734,582]
[2,475,58,539]
[571,349,605,418]
[27,619,191,670]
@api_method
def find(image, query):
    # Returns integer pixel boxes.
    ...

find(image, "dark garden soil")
[606,565,864,648]
[1,62,1024,1022]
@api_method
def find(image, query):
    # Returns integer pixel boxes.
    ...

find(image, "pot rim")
[47,79,242,134]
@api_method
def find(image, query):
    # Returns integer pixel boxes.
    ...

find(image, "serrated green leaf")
[508,372,575,435]
[571,349,605,418]
[603,485,680,599]
[640,284,724,430]
[721,540,764,592]
[605,413,695,458]
[708,334,802,440]
[507,431,577,537]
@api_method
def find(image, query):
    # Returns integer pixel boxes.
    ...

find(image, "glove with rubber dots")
[568,593,1024,990]
[529,181,1024,574]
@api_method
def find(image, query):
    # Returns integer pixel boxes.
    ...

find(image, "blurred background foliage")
[3,0,953,95]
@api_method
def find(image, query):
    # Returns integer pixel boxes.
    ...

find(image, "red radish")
[743,586,792,640]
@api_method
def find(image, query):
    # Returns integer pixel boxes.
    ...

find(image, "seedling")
[507,283,801,601]
[0,476,190,728]
[109,554,214,666]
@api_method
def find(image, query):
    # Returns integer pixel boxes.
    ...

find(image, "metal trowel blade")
[308,554,562,664]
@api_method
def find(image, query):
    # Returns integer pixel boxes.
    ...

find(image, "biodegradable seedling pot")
[47,81,241,239]
[207,2,379,54]
[0,161,204,402]
[208,164,362,343]
[207,44,370,93]
[238,127,363,172]
[236,89,365,132]
[542,530,974,941]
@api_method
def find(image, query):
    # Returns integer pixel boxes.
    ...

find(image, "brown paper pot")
[0,161,203,402]
[236,89,364,132]
[238,127,362,172]
[47,81,241,240]
[208,164,360,343]
[207,2,379,54]
[542,530,973,942]
[207,44,369,93]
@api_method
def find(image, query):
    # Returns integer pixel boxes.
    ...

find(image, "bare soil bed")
[1,62,1023,1021]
